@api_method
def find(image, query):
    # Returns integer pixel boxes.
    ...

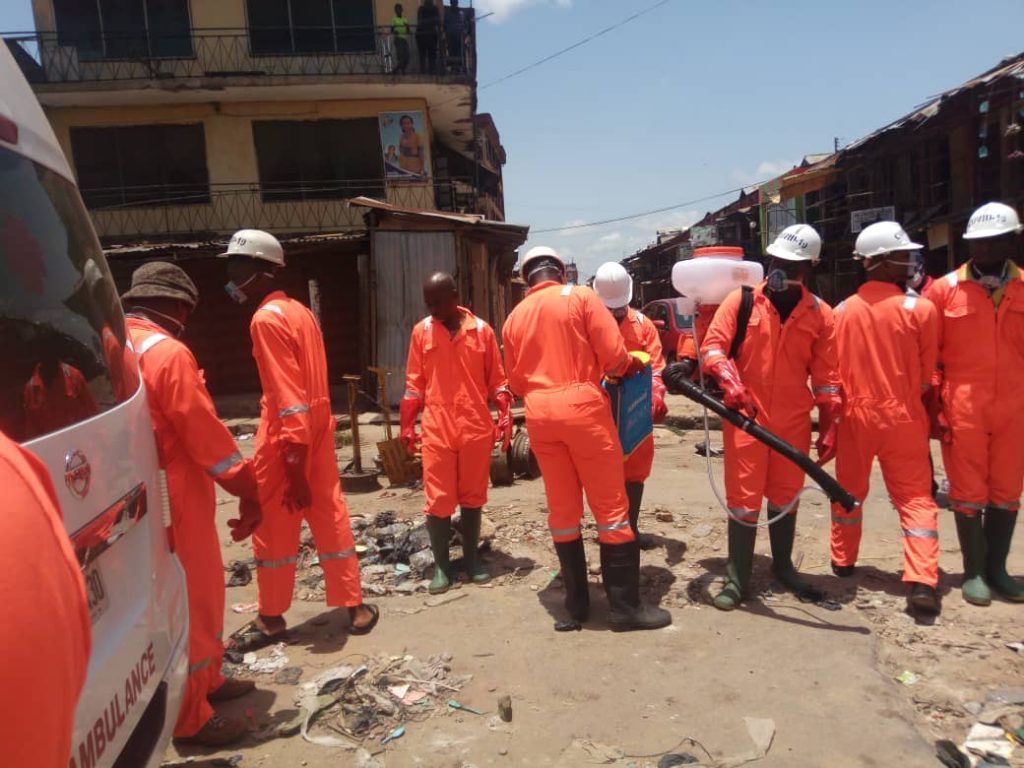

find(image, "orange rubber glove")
[282,443,312,512]
[705,357,756,417]
[651,375,668,424]
[399,396,422,456]
[493,389,514,452]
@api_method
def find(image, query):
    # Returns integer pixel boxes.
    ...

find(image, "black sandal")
[347,604,380,636]
[225,620,284,653]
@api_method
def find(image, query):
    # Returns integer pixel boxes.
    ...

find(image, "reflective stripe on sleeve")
[814,386,841,395]
[318,548,356,562]
[902,527,938,539]
[207,451,243,477]
[137,333,171,356]
[256,555,298,569]
[703,348,725,361]
[188,656,213,676]
[260,304,285,316]
[278,404,311,419]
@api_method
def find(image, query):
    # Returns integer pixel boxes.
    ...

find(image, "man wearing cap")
[502,246,671,632]
[699,224,841,611]
[221,230,379,641]
[829,222,941,615]
[925,202,1024,605]
[122,262,263,746]
[592,261,667,549]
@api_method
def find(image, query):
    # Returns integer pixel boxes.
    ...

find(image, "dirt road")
[165,410,1024,767]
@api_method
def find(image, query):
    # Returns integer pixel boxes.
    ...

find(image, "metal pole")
[342,375,363,474]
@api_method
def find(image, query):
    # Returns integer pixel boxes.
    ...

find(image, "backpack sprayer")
[665,250,860,528]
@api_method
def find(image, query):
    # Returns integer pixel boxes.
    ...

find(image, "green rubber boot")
[984,508,1024,602]
[460,507,491,584]
[424,514,453,594]
[768,507,822,600]
[714,518,757,611]
[954,512,992,606]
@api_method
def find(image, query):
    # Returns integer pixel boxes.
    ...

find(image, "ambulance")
[0,43,187,767]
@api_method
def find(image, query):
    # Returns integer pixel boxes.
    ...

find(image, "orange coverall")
[502,282,635,544]
[619,308,666,482]
[405,307,508,518]
[128,317,252,738]
[23,362,98,438]
[250,291,362,615]
[829,283,940,586]
[925,264,1024,516]
[701,283,841,521]
[0,432,90,768]
[102,324,140,403]
[677,303,719,361]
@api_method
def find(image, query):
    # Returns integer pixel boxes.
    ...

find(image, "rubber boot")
[714,518,756,611]
[599,541,671,631]
[625,481,656,550]
[424,514,453,594]
[460,507,491,585]
[768,509,822,600]
[984,508,1024,602]
[954,512,992,606]
[554,537,590,621]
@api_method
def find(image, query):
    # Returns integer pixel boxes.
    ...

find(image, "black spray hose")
[671,376,860,513]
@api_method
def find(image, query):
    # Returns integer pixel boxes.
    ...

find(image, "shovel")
[368,366,417,486]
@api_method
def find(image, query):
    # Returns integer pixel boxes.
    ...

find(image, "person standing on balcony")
[416,0,440,74]
[444,0,465,73]
[391,4,411,75]
[221,229,380,646]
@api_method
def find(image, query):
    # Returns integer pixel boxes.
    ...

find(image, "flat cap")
[121,261,198,308]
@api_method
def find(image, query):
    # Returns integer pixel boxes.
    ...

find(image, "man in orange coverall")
[22,355,97,439]
[828,222,941,615]
[0,431,90,768]
[221,229,379,642]
[502,246,671,632]
[925,201,1024,606]
[400,272,512,593]
[592,261,667,549]
[121,262,264,746]
[699,224,841,611]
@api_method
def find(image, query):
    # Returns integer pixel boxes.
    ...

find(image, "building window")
[253,119,382,201]
[247,0,375,55]
[69,124,210,209]
[54,0,193,60]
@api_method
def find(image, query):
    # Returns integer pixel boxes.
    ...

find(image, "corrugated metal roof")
[348,196,529,238]
[103,230,367,257]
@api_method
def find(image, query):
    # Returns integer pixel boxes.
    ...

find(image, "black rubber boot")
[553,538,590,621]
[954,512,992,606]
[714,518,756,611]
[459,507,491,584]
[768,508,823,601]
[599,541,672,631]
[424,515,452,594]
[625,481,656,550]
[984,508,1024,602]
[908,582,940,615]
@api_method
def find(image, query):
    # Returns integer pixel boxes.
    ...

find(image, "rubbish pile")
[274,651,473,749]
[937,689,1024,767]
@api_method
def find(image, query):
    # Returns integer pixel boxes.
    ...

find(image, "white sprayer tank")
[672,245,763,305]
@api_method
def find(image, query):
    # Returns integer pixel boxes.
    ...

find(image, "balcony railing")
[4,25,475,86]
[80,179,479,241]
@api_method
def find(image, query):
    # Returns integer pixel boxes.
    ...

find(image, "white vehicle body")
[0,43,187,768]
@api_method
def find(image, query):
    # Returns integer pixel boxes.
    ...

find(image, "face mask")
[130,306,186,338]
[865,254,920,278]
[766,268,802,293]
[224,271,271,305]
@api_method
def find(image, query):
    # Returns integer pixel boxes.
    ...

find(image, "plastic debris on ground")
[895,670,920,686]
[231,601,259,614]
[239,643,289,675]
[226,560,253,588]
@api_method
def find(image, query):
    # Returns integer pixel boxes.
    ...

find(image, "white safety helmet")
[853,221,923,260]
[765,224,822,264]
[219,229,285,266]
[592,261,633,308]
[963,202,1024,240]
[519,245,565,281]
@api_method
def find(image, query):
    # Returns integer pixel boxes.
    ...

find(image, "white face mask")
[224,272,272,305]
[865,254,920,278]
[766,268,803,293]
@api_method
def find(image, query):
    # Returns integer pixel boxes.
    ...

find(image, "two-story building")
[6,0,526,399]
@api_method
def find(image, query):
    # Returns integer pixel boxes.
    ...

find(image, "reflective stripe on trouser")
[253,420,363,615]
[166,460,226,738]
[421,434,493,518]
[942,407,1024,519]
[830,409,940,586]
[723,417,811,515]
[525,386,634,545]
[623,433,654,484]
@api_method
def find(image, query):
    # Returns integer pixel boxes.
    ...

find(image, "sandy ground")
[165,398,1024,768]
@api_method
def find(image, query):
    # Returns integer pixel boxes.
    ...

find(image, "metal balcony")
[3,25,474,86]
[80,179,479,241]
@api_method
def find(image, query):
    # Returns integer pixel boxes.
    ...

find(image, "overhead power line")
[478,0,673,91]
[530,179,773,234]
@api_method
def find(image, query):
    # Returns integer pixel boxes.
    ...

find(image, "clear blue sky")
[6,0,1024,280]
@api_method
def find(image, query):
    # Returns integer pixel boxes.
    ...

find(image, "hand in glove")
[662,359,696,395]
[651,377,668,423]
[282,444,312,512]
[621,353,648,379]
[923,386,952,444]
[399,396,422,456]
[704,357,756,417]
[228,497,262,541]
[493,389,514,452]
[815,398,842,466]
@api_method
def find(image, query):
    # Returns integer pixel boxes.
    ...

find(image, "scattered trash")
[895,670,920,686]
[226,561,252,588]
[497,695,513,723]
[231,602,259,614]
[554,619,582,632]
[447,699,483,715]
[695,441,723,457]
[964,722,1015,761]
[658,755,698,768]
[935,739,970,768]
[240,644,289,675]
[1005,641,1024,654]
[161,756,243,767]
[274,666,303,685]
[381,725,405,745]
